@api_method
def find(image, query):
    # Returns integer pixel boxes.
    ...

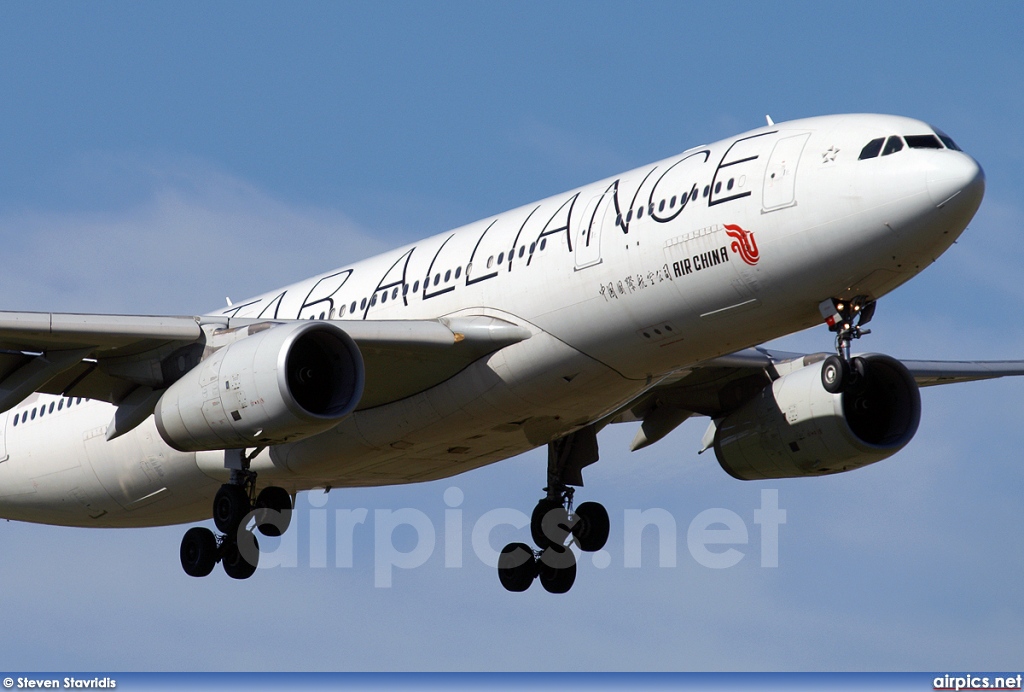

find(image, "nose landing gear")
[179,448,293,580]
[819,297,876,394]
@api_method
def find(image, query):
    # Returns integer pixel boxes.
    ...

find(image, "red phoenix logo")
[724,224,760,265]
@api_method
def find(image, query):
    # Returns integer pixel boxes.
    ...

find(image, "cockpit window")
[859,138,884,160]
[905,134,943,149]
[938,135,960,151]
[881,136,904,156]
[933,128,962,151]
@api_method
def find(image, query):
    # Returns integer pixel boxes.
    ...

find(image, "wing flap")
[0,311,202,351]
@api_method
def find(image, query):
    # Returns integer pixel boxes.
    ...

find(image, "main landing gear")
[498,427,610,594]
[818,296,876,394]
[179,448,293,580]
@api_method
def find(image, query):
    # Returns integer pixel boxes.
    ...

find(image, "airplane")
[0,112,1017,594]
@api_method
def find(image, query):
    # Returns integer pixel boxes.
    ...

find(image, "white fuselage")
[0,114,985,527]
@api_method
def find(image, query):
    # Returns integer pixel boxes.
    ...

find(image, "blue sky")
[0,1,1022,672]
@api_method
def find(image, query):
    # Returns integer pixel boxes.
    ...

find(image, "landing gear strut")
[179,447,294,580]
[818,296,875,394]
[498,427,610,594]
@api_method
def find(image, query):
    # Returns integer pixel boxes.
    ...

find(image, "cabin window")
[497,252,504,265]
[392,287,399,299]
[454,266,461,279]
[413,281,420,293]
[444,270,451,282]
[540,239,547,251]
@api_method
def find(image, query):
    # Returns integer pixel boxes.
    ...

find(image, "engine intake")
[713,354,921,480]
[154,321,364,452]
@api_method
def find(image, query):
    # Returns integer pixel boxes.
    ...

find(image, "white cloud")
[0,154,387,315]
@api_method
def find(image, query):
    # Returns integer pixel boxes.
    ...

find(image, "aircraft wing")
[0,310,531,415]
[607,347,1024,451]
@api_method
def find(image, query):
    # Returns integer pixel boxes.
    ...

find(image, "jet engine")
[712,354,920,480]
[154,321,364,451]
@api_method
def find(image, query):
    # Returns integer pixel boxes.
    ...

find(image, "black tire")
[213,484,251,535]
[821,355,848,394]
[846,356,868,394]
[497,542,537,592]
[179,527,217,578]
[572,501,610,552]
[531,499,570,550]
[222,531,259,580]
[538,546,577,594]
[254,486,293,537]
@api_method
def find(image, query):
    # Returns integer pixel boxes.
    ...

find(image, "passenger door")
[763,133,811,211]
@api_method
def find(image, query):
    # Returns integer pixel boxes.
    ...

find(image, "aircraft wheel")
[846,356,868,394]
[179,527,218,578]
[254,486,293,537]
[531,499,570,550]
[497,542,537,592]
[821,355,849,394]
[538,546,576,594]
[572,501,609,552]
[222,531,259,580]
[213,484,251,534]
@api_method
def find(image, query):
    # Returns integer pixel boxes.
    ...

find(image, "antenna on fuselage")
[765,114,775,127]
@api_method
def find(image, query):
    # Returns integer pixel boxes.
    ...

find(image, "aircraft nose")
[926,151,985,210]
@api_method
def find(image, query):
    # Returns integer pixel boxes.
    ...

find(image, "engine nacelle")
[154,321,364,452]
[713,354,921,480]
